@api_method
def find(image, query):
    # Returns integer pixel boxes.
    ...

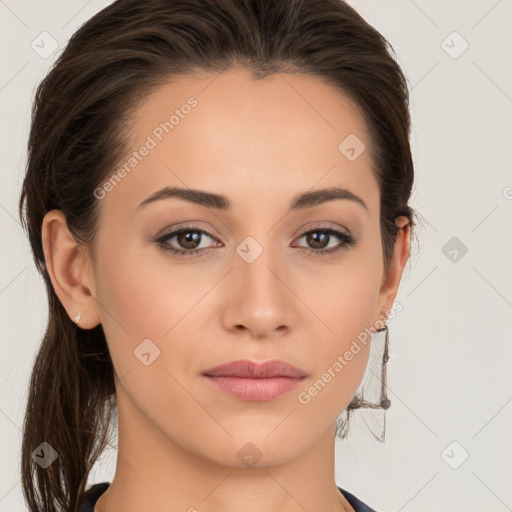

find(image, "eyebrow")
[138,186,368,212]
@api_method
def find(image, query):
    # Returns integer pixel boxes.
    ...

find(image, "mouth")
[202,359,308,401]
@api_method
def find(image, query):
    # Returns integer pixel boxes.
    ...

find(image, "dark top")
[78,482,377,512]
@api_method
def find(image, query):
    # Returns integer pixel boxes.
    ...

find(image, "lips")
[203,359,308,378]
[202,359,308,401]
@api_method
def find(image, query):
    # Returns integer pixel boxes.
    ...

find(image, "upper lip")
[203,359,308,378]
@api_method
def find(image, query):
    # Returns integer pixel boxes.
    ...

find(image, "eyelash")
[154,224,357,258]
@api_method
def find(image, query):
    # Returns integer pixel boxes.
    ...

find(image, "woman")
[18,0,418,511]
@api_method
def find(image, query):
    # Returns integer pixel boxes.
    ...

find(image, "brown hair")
[18,0,420,510]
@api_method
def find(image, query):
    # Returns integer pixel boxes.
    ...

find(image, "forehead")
[100,67,378,219]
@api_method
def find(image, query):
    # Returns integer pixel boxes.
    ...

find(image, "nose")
[220,242,298,340]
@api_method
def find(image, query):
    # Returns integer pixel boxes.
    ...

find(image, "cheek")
[296,259,381,412]
[93,238,215,388]
[95,238,202,339]
[301,252,382,345]
[294,288,376,430]
[92,243,205,422]
[304,309,373,418]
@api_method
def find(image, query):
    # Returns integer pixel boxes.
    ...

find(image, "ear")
[41,209,101,329]
[374,216,411,323]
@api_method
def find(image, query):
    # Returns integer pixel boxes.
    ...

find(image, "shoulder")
[78,482,111,512]
[337,486,379,512]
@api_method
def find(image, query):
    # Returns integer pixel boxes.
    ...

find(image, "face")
[49,67,409,469]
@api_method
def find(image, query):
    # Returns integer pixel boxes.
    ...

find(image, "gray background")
[1,1,511,511]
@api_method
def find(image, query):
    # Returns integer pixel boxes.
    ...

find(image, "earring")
[73,312,82,324]
[376,323,391,410]
[336,313,391,441]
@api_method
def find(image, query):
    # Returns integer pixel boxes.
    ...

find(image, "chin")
[193,426,310,469]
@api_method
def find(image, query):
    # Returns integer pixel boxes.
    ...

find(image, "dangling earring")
[376,322,391,410]
[336,313,391,441]
[73,312,82,324]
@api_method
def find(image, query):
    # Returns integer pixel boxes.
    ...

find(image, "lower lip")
[204,375,306,401]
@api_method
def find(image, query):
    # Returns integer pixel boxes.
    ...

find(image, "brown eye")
[293,226,356,255]
[154,226,220,256]
[305,231,330,249]
[176,231,202,250]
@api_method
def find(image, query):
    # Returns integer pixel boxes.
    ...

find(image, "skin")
[42,67,410,512]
